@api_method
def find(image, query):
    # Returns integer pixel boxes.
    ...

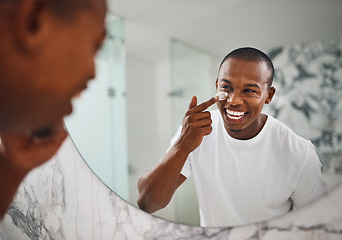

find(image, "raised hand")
[176,96,218,154]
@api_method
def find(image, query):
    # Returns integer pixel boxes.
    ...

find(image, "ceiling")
[108,0,342,62]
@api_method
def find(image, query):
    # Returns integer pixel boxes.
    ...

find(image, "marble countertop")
[1,137,342,240]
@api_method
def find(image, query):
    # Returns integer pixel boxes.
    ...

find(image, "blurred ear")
[12,0,50,54]
[215,78,218,89]
[265,87,276,104]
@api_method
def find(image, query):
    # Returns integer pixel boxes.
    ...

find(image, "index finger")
[188,97,218,114]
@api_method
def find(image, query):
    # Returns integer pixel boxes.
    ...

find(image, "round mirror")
[64,1,342,227]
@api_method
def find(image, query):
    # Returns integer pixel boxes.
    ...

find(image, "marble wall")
[264,37,342,176]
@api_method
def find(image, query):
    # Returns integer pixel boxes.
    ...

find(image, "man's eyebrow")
[220,79,261,88]
[244,83,261,88]
[220,79,261,89]
[220,79,232,84]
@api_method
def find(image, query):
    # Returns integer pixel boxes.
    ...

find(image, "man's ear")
[215,78,218,89]
[12,0,50,53]
[265,87,276,104]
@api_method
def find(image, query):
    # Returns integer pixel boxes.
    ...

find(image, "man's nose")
[227,92,243,105]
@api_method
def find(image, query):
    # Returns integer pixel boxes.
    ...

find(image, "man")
[0,0,107,220]
[137,47,327,227]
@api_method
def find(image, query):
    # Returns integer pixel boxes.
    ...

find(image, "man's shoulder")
[267,114,313,149]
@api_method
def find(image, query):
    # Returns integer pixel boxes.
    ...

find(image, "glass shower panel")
[64,14,129,200]
[171,39,214,132]
[170,39,213,226]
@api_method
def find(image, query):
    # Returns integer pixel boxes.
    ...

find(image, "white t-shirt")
[170,110,327,227]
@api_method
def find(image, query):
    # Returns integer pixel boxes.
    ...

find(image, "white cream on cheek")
[214,91,228,101]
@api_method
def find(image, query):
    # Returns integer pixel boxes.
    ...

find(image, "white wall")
[126,53,202,225]
[126,56,159,206]
[126,54,182,222]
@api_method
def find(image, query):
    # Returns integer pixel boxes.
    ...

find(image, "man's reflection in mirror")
[0,0,107,222]
[137,47,327,227]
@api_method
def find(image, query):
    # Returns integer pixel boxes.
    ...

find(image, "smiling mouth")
[226,109,247,120]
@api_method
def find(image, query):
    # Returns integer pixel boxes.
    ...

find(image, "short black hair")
[219,47,274,88]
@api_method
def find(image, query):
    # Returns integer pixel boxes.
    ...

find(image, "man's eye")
[221,85,232,90]
[244,89,256,93]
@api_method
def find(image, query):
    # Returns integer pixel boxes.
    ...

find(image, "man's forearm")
[137,144,190,213]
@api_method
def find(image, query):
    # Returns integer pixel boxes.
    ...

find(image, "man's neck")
[226,114,268,140]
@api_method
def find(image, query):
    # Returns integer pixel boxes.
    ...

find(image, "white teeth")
[226,109,245,120]
[226,109,245,116]
[228,115,243,120]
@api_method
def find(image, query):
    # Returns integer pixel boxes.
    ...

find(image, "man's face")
[0,0,107,133]
[216,58,275,139]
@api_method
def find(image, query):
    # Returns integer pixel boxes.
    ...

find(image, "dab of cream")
[214,91,228,101]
